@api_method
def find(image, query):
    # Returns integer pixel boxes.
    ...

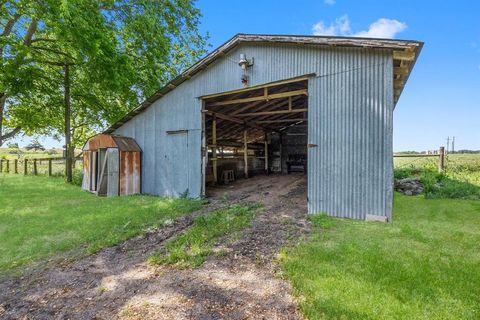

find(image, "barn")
[83,34,422,221]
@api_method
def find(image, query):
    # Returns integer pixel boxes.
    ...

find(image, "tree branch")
[31,45,75,60]
[0,12,22,56]
[23,19,38,46]
[1,126,21,140]
[1,13,21,37]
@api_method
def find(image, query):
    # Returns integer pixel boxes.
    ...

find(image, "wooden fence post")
[24,159,28,175]
[0,159,2,172]
[5,160,9,173]
[48,159,52,176]
[438,146,445,173]
[33,159,38,175]
[14,159,18,174]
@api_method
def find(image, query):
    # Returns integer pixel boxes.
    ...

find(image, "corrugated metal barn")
[94,34,422,221]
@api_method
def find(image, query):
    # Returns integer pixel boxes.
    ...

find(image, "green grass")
[0,174,203,273]
[280,194,480,319]
[149,203,259,268]
[395,154,480,200]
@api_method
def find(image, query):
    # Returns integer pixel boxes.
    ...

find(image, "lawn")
[0,174,203,273]
[280,154,480,319]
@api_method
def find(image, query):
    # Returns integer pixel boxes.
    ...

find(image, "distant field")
[0,147,65,160]
[394,153,480,199]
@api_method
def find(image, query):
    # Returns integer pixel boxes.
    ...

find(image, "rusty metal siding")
[114,43,393,219]
[119,151,141,195]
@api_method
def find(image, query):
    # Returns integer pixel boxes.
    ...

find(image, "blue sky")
[14,0,480,151]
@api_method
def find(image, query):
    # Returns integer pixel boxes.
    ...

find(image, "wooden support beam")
[288,96,292,111]
[394,66,409,76]
[212,114,218,184]
[236,108,307,117]
[256,118,307,124]
[204,110,265,131]
[208,89,308,107]
[244,129,248,178]
[24,159,28,175]
[14,159,18,174]
[393,50,415,61]
[264,132,269,175]
[200,74,313,100]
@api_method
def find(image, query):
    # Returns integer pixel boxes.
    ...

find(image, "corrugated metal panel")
[114,43,393,219]
[82,151,91,191]
[119,151,141,195]
[112,136,141,152]
[107,148,119,197]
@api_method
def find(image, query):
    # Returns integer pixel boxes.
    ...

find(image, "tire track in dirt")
[0,174,309,319]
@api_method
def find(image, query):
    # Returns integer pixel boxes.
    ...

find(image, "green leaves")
[1,0,208,146]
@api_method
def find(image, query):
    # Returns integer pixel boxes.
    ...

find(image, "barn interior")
[202,77,309,194]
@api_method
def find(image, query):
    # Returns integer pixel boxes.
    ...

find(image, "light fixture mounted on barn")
[239,53,254,86]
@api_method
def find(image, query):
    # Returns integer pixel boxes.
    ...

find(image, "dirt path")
[0,174,309,319]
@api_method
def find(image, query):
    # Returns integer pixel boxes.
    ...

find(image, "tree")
[25,138,44,151]
[6,141,18,148]
[1,0,207,181]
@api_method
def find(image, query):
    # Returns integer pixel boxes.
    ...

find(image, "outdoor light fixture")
[238,53,254,70]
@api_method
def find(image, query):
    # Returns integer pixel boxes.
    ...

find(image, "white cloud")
[312,16,407,39]
[324,0,336,5]
[353,18,407,38]
[312,15,350,36]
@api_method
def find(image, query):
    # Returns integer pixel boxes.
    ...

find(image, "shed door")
[166,131,189,197]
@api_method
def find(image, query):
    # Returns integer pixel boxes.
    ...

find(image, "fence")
[0,157,82,176]
[394,147,445,173]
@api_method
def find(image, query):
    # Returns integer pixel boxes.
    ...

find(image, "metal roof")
[105,33,423,134]
[83,134,141,152]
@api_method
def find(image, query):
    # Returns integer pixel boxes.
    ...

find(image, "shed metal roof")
[105,33,423,134]
[83,134,141,152]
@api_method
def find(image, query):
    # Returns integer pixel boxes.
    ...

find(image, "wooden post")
[0,159,2,172]
[14,159,18,174]
[244,129,248,178]
[438,146,445,173]
[24,159,28,175]
[5,160,9,173]
[264,132,269,175]
[33,159,38,175]
[212,114,218,184]
[48,159,53,176]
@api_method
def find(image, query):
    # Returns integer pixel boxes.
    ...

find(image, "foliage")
[279,195,480,320]
[394,154,480,200]
[0,174,204,273]
[6,142,17,148]
[24,138,44,151]
[1,0,208,147]
[149,203,259,268]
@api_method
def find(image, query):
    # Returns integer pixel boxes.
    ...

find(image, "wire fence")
[0,157,82,176]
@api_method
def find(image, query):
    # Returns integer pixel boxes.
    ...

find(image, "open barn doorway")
[201,76,310,200]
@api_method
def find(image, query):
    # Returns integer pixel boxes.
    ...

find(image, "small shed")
[82,134,141,196]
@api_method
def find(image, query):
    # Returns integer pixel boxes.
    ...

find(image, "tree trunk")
[64,63,73,183]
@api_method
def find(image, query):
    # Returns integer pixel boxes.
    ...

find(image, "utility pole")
[452,136,455,154]
[446,137,450,155]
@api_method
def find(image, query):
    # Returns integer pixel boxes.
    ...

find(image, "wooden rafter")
[256,118,307,124]
[236,108,307,117]
[208,89,307,107]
